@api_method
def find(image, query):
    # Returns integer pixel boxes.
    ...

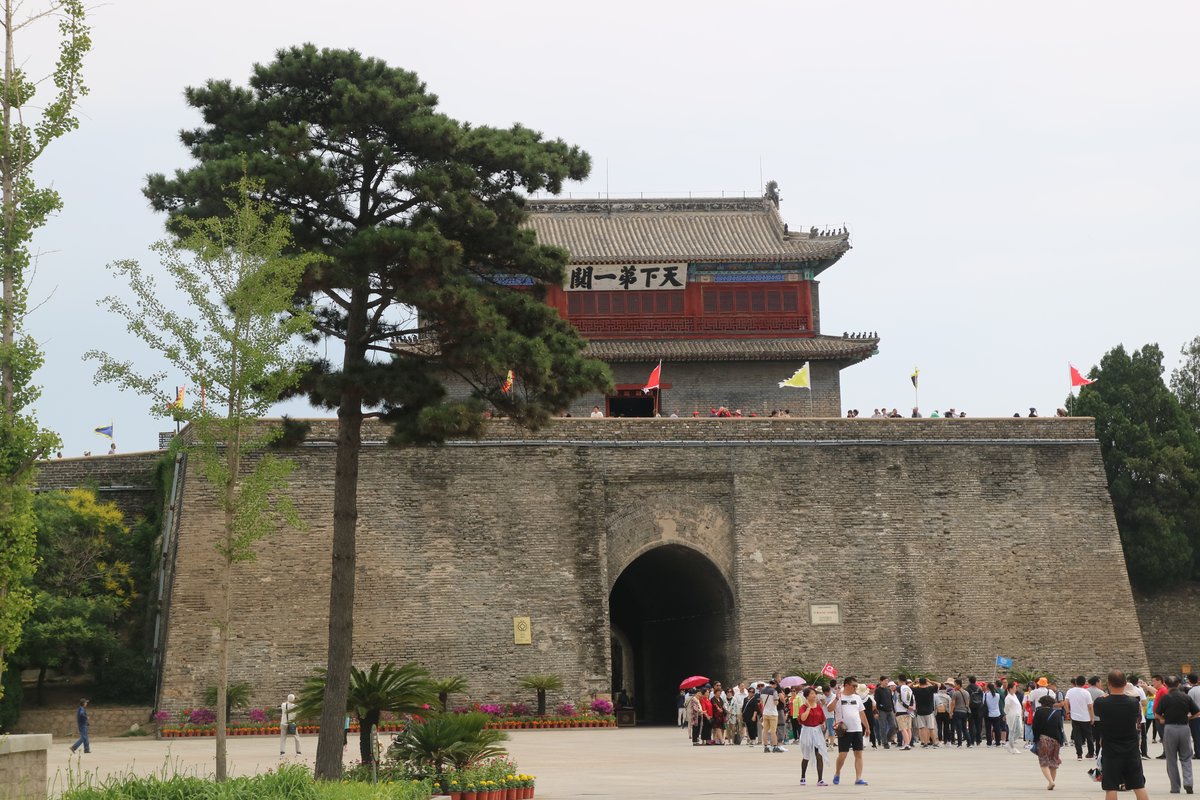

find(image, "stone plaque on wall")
[513,616,532,645]
[810,603,841,626]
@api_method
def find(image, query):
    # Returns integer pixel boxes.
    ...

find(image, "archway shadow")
[608,544,733,724]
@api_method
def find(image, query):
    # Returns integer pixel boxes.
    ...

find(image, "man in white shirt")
[833,677,870,786]
[1065,675,1097,760]
[280,693,301,755]
[895,677,915,750]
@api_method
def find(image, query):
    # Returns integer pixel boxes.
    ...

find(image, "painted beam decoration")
[566,263,688,292]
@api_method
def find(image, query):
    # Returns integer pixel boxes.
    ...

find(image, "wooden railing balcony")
[568,314,811,338]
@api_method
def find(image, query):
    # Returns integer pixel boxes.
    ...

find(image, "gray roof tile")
[524,198,849,264]
[584,335,879,364]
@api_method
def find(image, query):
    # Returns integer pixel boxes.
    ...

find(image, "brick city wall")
[35,451,163,522]
[1135,583,1200,677]
[155,417,1147,714]
[11,706,153,739]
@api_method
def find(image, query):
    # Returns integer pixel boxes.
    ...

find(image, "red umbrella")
[679,675,709,690]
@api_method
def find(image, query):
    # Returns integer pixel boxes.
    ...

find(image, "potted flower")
[463,783,477,800]
[448,777,463,800]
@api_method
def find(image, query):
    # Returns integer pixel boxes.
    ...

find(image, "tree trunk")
[360,709,378,765]
[1,0,15,416]
[537,689,546,717]
[314,286,367,781]
[216,350,243,783]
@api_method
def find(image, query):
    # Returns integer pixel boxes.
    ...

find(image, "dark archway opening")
[608,544,733,724]
[606,393,655,418]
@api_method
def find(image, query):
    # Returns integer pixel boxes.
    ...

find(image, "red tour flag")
[1069,363,1096,387]
[642,360,662,394]
[821,662,838,679]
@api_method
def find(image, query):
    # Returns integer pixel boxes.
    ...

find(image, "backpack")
[968,684,984,711]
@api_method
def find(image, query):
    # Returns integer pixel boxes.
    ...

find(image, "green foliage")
[1172,335,1200,430]
[144,45,610,779]
[517,673,562,716]
[389,712,507,777]
[59,763,433,799]
[91,647,154,704]
[295,662,436,765]
[1006,666,1057,687]
[432,676,468,713]
[786,669,830,689]
[0,0,90,700]
[88,177,315,778]
[1067,344,1200,589]
[0,658,21,730]
[204,681,253,716]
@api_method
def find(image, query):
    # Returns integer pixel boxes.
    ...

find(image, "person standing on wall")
[69,698,90,755]
[280,693,302,756]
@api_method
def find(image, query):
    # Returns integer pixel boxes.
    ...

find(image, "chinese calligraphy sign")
[564,262,687,292]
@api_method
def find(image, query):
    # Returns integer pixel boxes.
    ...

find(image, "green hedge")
[60,764,432,800]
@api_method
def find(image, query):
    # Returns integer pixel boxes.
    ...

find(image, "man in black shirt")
[1095,670,1149,800]
[1155,675,1200,794]
[874,677,896,748]
[912,677,939,747]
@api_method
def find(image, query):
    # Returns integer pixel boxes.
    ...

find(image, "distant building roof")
[584,334,879,364]
[524,197,850,267]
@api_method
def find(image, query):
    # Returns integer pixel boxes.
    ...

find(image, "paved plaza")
[42,727,1188,798]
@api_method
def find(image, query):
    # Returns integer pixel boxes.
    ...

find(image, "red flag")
[1069,363,1095,387]
[821,662,838,679]
[642,361,661,394]
[501,369,514,395]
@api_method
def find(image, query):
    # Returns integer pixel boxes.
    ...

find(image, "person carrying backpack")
[966,675,986,746]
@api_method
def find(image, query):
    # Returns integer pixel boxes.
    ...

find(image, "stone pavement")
[45,728,1184,799]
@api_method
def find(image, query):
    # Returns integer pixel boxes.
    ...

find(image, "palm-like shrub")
[202,681,253,719]
[517,674,562,717]
[295,662,435,764]
[432,676,468,713]
[390,712,507,777]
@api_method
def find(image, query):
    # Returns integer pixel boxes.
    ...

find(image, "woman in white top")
[1004,683,1024,754]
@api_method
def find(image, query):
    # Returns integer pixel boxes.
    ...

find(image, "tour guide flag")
[1069,363,1096,387]
[821,661,838,679]
[642,360,662,394]
[779,362,811,389]
[996,656,1014,669]
[94,423,113,439]
[910,367,920,389]
[501,369,514,395]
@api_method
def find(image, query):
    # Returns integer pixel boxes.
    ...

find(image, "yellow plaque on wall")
[514,616,532,645]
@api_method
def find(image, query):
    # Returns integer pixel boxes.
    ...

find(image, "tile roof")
[524,197,850,265]
[584,335,879,364]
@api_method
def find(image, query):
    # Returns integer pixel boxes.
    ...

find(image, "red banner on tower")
[642,361,661,394]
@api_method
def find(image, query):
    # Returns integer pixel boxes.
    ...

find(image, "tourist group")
[680,670,1200,797]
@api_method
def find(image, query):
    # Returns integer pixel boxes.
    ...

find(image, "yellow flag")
[779,362,811,389]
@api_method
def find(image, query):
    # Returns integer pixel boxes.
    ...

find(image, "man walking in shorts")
[833,677,870,786]
[1095,670,1150,800]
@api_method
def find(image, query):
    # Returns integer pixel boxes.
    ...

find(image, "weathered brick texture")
[154,417,1148,717]
[1135,584,1200,676]
[35,451,162,522]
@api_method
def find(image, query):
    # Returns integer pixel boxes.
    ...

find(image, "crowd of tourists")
[679,670,1200,796]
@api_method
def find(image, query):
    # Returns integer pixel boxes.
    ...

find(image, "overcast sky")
[21,0,1200,454]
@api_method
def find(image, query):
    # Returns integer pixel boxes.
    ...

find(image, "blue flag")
[94,424,113,439]
[996,656,1013,669]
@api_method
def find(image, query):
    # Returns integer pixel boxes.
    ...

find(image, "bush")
[60,763,433,799]
[589,698,613,715]
[0,666,23,732]
[554,703,576,717]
